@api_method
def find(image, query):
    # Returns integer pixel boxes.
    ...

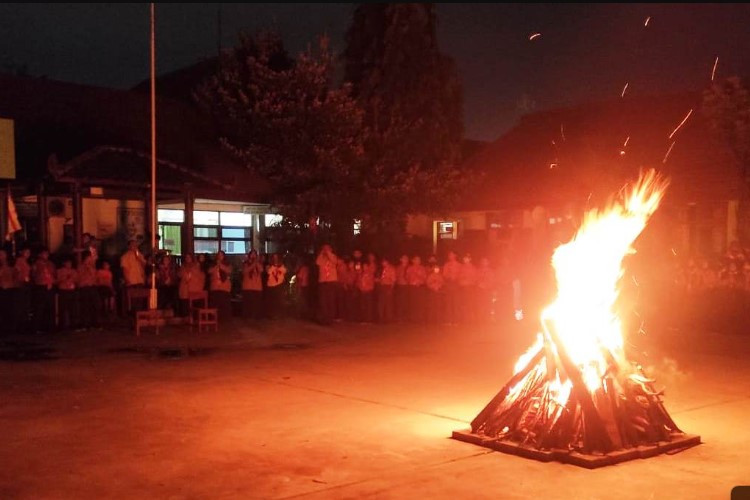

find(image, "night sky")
[0,3,749,140]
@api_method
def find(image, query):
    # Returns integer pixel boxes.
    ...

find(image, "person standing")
[315,244,338,325]
[425,256,445,324]
[240,250,264,320]
[458,253,478,323]
[208,251,233,323]
[335,255,350,321]
[0,250,15,332]
[56,258,78,331]
[13,248,32,333]
[96,261,116,321]
[120,239,147,314]
[357,254,377,323]
[442,251,461,325]
[32,249,56,333]
[376,256,396,323]
[77,252,99,330]
[294,255,312,319]
[405,255,427,322]
[476,257,496,323]
[156,253,178,311]
[265,253,287,319]
[395,254,410,322]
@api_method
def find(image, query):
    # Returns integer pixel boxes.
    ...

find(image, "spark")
[529,32,542,41]
[711,56,719,81]
[560,123,566,141]
[623,136,630,147]
[644,16,651,27]
[669,109,693,139]
[549,162,558,169]
[632,275,639,287]
[620,150,626,156]
[671,248,677,256]
[663,141,676,163]
[621,82,629,98]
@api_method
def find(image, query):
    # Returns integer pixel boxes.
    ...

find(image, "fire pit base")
[451,429,701,468]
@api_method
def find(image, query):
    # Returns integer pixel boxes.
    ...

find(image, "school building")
[408,92,746,260]
[0,72,279,259]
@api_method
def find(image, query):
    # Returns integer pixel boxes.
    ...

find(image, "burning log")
[453,170,700,467]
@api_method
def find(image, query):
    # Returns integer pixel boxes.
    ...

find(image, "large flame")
[521,170,669,401]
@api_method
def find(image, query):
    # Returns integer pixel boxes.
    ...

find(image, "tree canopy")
[195,32,365,231]
[344,3,465,234]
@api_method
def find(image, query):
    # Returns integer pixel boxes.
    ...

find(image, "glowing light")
[669,109,693,139]
[560,123,566,141]
[644,16,651,27]
[531,170,669,393]
[663,141,676,163]
[528,32,542,41]
[711,56,719,81]
[621,82,629,98]
[514,309,524,321]
[623,136,630,147]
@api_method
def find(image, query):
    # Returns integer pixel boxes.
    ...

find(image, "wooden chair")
[188,291,218,332]
[135,309,174,336]
[125,287,150,315]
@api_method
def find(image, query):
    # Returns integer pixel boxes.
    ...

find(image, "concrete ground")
[0,316,747,499]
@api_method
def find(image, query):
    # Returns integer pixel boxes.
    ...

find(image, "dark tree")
[344,3,464,238]
[195,32,365,244]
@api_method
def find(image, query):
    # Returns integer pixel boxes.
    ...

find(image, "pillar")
[183,190,194,256]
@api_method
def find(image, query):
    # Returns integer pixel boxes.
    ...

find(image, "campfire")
[453,169,700,468]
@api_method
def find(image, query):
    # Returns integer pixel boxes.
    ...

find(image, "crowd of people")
[0,235,523,334]
[674,242,750,294]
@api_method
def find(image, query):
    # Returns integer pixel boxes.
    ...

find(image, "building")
[408,92,745,259]
[0,72,275,259]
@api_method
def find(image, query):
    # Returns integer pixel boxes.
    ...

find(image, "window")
[195,240,219,254]
[194,210,219,225]
[353,219,362,235]
[195,227,219,238]
[158,209,184,223]
[220,212,252,227]
[221,240,248,254]
[222,227,251,239]
[158,224,182,255]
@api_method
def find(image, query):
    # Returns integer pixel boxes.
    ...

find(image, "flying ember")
[453,170,700,468]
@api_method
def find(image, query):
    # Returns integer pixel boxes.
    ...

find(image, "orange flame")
[515,170,669,401]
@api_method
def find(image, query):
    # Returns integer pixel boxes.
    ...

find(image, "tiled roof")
[0,73,268,200]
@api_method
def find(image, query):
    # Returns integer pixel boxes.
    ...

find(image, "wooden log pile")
[469,320,686,455]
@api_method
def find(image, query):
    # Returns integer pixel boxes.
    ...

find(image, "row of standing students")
[314,246,513,325]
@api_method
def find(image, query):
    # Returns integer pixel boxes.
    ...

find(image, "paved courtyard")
[0,317,747,499]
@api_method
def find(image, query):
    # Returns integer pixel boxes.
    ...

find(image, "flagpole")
[149,2,158,310]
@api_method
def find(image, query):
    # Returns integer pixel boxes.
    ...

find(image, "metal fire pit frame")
[451,429,701,469]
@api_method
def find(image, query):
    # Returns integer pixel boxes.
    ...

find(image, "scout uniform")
[77,258,99,329]
[241,256,264,320]
[56,263,78,330]
[405,257,427,322]
[32,254,56,333]
[376,260,396,323]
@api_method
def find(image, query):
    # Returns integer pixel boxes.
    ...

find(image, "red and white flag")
[6,191,21,241]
